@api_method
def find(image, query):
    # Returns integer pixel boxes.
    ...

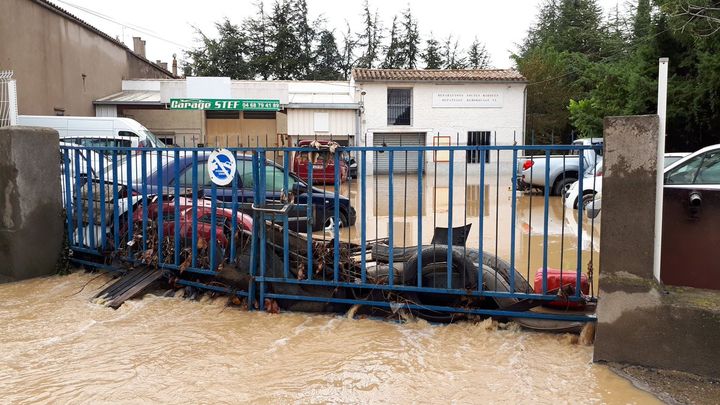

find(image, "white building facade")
[352,68,527,174]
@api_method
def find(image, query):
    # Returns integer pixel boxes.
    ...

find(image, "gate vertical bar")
[576,153,584,297]
[85,147,95,250]
[509,148,518,292]
[542,149,551,294]
[98,153,106,251]
[74,150,82,247]
[333,151,340,283]
[191,151,198,267]
[257,151,267,310]
[282,152,290,278]
[360,149,367,283]
[174,150,181,266]
[62,149,73,248]
[112,151,119,251]
[387,150,394,286]
[157,149,164,265]
[417,149,423,287]
[478,147,485,292]
[141,151,148,252]
[447,149,454,289]
[306,159,313,280]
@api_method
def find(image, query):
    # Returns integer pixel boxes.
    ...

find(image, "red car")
[130,197,253,250]
[293,140,349,184]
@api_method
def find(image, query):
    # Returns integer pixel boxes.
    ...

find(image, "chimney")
[159,62,168,71]
[132,36,146,58]
[172,54,178,77]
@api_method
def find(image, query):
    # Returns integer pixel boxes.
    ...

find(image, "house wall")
[356,81,526,174]
[0,0,172,117]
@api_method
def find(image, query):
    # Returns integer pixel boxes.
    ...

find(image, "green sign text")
[169,98,280,111]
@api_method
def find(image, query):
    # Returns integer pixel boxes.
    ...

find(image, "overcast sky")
[52,0,628,69]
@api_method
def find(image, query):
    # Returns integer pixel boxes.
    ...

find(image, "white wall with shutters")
[372,133,425,174]
[287,108,355,136]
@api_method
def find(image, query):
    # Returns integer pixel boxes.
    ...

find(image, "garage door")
[373,133,425,174]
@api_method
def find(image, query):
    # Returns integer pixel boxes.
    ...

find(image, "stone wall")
[594,115,720,378]
[0,126,63,283]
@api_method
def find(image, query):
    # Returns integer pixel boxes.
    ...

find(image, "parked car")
[517,138,603,196]
[19,115,166,150]
[661,143,720,289]
[129,197,253,251]
[293,140,349,184]
[145,152,357,232]
[564,152,691,210]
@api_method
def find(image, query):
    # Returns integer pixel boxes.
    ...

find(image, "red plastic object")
[522,160,535,170]
[534,268,589,309]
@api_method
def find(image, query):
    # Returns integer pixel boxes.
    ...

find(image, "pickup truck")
[516,138,603,196]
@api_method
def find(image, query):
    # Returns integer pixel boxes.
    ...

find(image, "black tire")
[314,209,348,232]
[372,244,533,295]
[371,243,418,263]
[401,246,478,322]
[581,192,595,209]
[553,176,577,196]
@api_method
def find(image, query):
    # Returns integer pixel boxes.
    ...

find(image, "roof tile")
[352,68,526,82]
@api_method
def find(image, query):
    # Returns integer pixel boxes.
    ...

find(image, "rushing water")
[0,272,659,404]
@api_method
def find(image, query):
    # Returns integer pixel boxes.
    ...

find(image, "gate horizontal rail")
[60,138,602,323]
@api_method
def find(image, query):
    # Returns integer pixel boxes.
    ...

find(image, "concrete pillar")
[0,126,63,283]
[594,115,720,379]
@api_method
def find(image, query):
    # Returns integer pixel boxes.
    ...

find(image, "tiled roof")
[33,0,175,78]
[352,68,526,82]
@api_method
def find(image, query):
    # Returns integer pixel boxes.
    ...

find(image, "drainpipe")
[653,57,668,282]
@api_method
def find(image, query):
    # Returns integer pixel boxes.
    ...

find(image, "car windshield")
[143,129,166,148]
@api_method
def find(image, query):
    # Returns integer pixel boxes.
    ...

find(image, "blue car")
[143,153,356,232]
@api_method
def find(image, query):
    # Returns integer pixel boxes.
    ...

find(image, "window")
[236,160,297,192]
[695,151,720,184]
[666,150,720,185]
[243,111,276,119]
[467,131,492,163]
[176,164,212,186]
[387,88,412,125]
[206,110,240,119]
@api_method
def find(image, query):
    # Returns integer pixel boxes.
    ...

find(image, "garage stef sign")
[169,98,280,111]
[432,92,503,108]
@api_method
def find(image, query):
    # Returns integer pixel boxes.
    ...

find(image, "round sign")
[207,149,237,186]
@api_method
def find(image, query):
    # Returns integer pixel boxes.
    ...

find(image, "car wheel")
[553,177,577,196]
[581,193,595,209]
[318,210,348,232]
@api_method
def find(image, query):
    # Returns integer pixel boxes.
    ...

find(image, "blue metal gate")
[59,139,601,323]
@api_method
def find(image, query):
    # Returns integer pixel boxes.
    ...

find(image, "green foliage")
[184,1,498,81]
[516,0,720,150]
[421,35,444,69]
[312,30,343,80]
[468,37,491,69]
[381,17,403,68]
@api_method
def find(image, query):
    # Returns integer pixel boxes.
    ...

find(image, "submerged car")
[145,152,356,232]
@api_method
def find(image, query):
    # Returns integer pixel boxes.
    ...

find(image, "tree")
[356,0,382,68]
[421,35,444,68]
[633,0,652,41]
[267,0,303,79]
[382,16,404,68]
[241,1,271,79]
[399,6,420,68]
[183,19,253,79]
[467,37,491,68]
[442,35,467,69]
[312,29,343,80]
[339,21,357,79]
[290,0,316,79]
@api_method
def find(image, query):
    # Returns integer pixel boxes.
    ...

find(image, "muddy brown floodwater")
[0,273,661,404]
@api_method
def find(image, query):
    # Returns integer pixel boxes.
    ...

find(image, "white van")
[17,115,165,148]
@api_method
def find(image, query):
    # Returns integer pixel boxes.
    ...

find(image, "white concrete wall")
[357,81,526,174]
[287,109,356,136]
